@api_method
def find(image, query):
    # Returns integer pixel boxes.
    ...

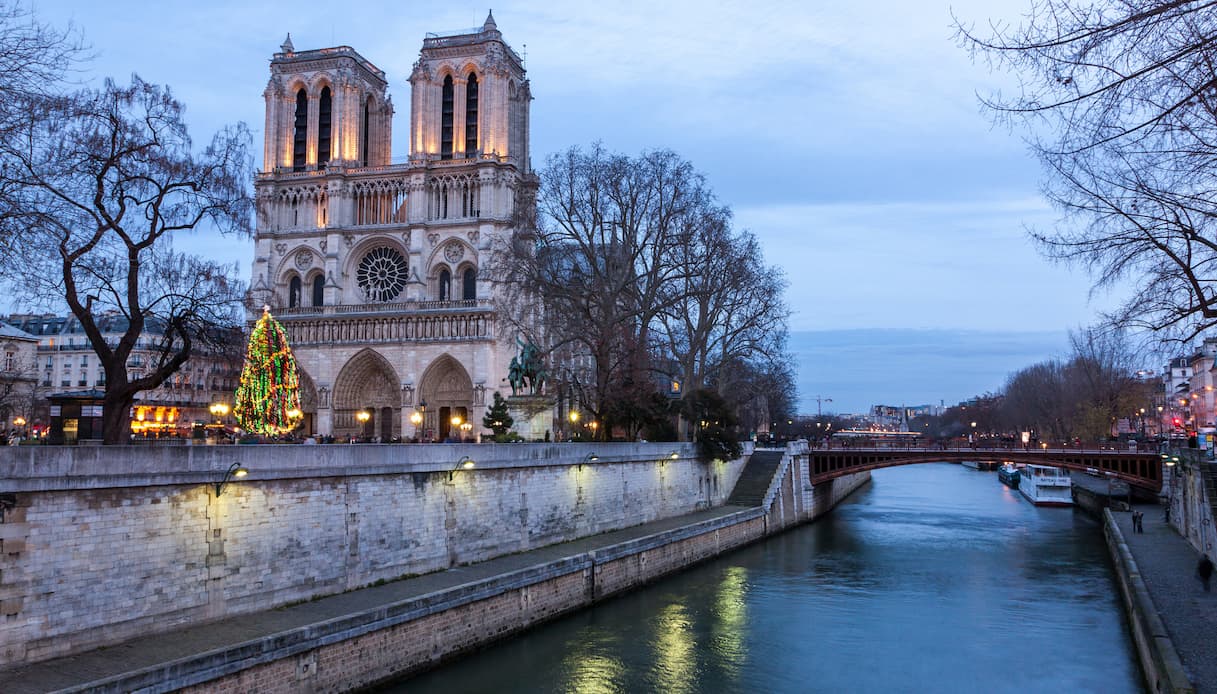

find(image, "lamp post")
[214,462,249,497]
[355,410,371,441]
[568,409,580,441]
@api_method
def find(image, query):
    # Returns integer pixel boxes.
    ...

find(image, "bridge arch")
[807,447,1163,492]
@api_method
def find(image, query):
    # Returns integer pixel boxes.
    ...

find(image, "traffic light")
[1173,417,1183,428]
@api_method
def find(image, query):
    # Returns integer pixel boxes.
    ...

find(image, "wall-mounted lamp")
[215,462,249,497]
[586,453,600,462]
[668,451,680,460]
[449,455,476,481]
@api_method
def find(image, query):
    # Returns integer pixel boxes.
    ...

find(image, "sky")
[30,0,1123,414]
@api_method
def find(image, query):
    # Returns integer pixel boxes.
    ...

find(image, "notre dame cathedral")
[248,12,537,441]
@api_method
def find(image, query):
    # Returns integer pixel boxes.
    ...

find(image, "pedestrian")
[1198,554,1213,592]
[1136,510,1144,533]
[1164,504,1171,523]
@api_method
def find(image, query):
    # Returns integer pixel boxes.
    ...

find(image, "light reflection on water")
[386,463,1142,694]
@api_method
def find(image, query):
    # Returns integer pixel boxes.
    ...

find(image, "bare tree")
[0,77,252,443]
[958,1,1217,342]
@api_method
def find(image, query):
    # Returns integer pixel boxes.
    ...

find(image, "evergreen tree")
[233,308,301,435]
[482,391,514,439]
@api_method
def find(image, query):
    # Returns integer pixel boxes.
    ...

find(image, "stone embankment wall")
[1164,455,1217,559]
[104,447,869,693]
[0,443,743,667]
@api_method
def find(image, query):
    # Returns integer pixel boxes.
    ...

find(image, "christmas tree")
[233,307,302,436]
[482,391,514,439]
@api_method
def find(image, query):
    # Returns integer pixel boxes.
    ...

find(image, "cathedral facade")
[248,13,536,441]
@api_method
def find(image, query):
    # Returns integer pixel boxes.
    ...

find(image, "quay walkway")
[0,506,748,693]
[1121,503,1217,694]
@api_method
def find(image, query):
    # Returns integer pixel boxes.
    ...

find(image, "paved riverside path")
[1121,503,1217,694]
[0,505,749,693]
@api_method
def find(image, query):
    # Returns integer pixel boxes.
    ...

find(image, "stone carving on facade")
[317,386,330,409]
[427,232,440,247]
[443,241,465,264]
[294,249,314,270]
[275,242,287,254]
[409,59,432,84]
[318,239,327,252]
[474,383,486,405]
[401,383,414,406]
[401,230,412,248]
[343,233,355,248]
[466,230,480,245]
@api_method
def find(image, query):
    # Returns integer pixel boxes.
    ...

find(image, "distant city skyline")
[31,0,1129,413]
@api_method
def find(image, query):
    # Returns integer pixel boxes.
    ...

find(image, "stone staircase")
[726,449,785,507]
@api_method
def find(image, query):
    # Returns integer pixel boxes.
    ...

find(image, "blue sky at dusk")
[33,0,1121,413]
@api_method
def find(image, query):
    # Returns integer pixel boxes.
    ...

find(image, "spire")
[280,33,294,54]
[483,10,497,31]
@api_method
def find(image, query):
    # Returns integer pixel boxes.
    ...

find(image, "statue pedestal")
[507,395,556,441]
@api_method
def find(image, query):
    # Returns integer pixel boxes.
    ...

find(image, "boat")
[1018,464,1073,506]
[998,463,1020,488]
[962,460,998,471]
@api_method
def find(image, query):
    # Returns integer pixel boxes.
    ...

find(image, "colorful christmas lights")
[233,307,302,436]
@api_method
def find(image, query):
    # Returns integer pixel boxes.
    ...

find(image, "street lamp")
[214,462,249,497]
[209,402,230,423]
[355,410,371,440]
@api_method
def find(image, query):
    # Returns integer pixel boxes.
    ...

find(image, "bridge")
[807,446,1165,492]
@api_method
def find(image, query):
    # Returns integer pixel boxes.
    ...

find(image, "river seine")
[390,463,1142,693]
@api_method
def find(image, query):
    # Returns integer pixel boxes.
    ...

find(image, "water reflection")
[709,566,747,681]
[387,463,1141,693]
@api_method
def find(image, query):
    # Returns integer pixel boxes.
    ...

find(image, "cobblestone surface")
[1121,504,1217,694]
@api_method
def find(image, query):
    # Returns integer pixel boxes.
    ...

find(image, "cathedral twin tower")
[250,12,537,441]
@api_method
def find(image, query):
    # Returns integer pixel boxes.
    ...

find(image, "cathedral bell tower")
[262,35,394,173]
[407,11,531,170]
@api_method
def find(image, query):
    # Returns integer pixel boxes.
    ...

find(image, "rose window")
[356,247,408,302]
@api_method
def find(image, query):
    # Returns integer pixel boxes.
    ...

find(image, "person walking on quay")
[1199,554,1214,592]
[1136,510,1144,533]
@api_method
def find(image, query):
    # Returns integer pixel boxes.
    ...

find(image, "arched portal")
[418,355,473,442]
[332,348,400,440]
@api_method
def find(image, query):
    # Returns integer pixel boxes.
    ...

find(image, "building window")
[356,247,409,302]
[312,275,325,307]
[465,72,478,153]
[3,351,12,372]
[440,75,454,160]
[362,97,372,166]
[289,276,302,308]
[292,88,308,171]
[318,86,332,168]
[439,268,451,301]
[80,354,88,367]
[462,268,477,300]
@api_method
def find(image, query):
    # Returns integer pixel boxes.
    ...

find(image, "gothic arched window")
[462,268,477,300]
[292,88,308,171]
[288,276,302,308]
[362,97,372,166]
[318,86,332,167]
[439,268,451,301]
[312,275,325,307]
[465,73,478,153]
[440,75,454,160]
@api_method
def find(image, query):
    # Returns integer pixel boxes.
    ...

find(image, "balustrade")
[280,306,494,346]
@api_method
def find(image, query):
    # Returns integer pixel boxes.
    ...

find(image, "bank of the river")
[397,464,1142,693]
[0,459,870,693]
